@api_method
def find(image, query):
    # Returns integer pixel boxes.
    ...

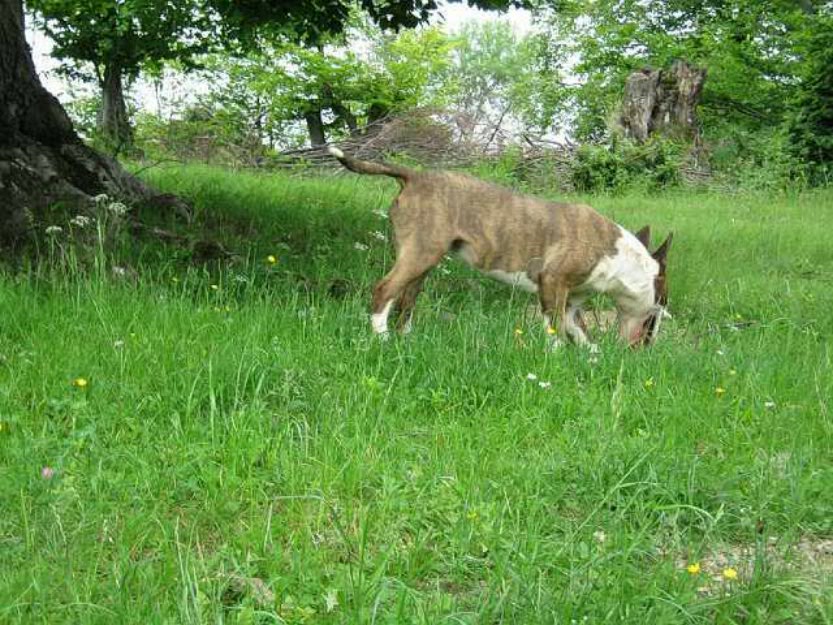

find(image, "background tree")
[545,0,826,141]
[1,0,524,249]
[188,23,455,149]
[446,21,568,145]
[29,0,216,150]
[788,15,833,184]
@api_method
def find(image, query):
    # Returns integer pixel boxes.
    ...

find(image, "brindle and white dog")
[328,147,673,348]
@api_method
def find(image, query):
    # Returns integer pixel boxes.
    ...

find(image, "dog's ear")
[634,225,651,248]
[652,232,673,265]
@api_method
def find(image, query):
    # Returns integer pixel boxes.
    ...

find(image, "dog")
[328,147,672,348]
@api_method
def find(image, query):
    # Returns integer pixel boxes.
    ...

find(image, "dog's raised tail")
[327,146,411,181]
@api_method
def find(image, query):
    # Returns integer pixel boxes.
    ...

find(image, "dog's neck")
[583,226,661,341]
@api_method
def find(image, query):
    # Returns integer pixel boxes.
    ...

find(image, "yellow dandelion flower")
[715,386,726,397]
[72,377,88,388]
[686,562,701,575]
[210,284,219,291]
[546,326,557,336]
[644,377,655,389]
[466,509,479,521]
[514,328,524,336]
[266,255,278,265]
[722,567,738,580]
[729,369,737,376]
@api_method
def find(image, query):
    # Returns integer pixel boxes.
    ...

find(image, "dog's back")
[390,169,620,285]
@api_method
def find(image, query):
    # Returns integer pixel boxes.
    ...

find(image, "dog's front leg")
[564,301,600,353]
[395,275,426,335]
[538,274,570,350]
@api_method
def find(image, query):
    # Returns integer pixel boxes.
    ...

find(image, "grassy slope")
[1,164,831,624]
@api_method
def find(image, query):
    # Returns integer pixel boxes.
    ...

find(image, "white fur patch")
[327,146,344,159]
[371,300,394,335]
[580,226,658,314]
[485,270,539,293]
[454,243,538,293]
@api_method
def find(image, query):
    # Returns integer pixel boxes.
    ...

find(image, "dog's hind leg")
[371,248,441,336]
[395,274,427,334]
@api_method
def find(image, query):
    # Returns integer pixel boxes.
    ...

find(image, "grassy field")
[1,164,832,624]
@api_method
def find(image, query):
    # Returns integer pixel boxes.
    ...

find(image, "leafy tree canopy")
[29,0,216,82]
[547,0,831,139]
[204,0,534,47]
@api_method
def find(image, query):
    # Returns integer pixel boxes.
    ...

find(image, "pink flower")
[41,466,55,480]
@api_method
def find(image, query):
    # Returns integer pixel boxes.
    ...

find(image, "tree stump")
[618,60,707,142]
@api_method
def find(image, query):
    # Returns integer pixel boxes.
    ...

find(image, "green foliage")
[787,16,833,186]
[707,126,807,191]
[442,21,568,139]
[3,164,833,622]
[552,0,821,140]
[210,0,531,46]
[29,0,215,82]
[571,138,684,192]
[171,24,456,149]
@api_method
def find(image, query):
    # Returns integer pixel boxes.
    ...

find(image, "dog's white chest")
[485,270,539,293]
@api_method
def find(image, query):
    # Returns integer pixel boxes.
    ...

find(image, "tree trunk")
[332,101,358,134]
[304,109,326,146]
[618,60,707,142]
[0,0,180,251]
[368,103,390,126]
[97,62,133,151]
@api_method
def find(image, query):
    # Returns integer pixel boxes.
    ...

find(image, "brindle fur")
[329,149,662,345]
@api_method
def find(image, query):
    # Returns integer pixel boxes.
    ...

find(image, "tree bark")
[367,103,390,126]
[0,0,178,250]
[97,61,133,150]
[618,60,707,142]
[304,109,326,146]
[331,101,358,134]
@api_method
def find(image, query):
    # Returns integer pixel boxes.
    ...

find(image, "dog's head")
[634,226,673,346]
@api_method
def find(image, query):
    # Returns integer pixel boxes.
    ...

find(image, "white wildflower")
[45,225,63,235]
[113,340,125,349]
[92,193,109,205]
[764,401,776,409]
[70,215,91,228]
[372,208,387,219]
[107,201,128,216]
[370,230,387,242]
[112,266,126,277]
[538,381,552,389]
[526,373,538,381]
[353,242,369,251]
[593,530,607,543]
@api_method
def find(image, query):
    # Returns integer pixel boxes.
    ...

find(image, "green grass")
[1,164,832,624]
